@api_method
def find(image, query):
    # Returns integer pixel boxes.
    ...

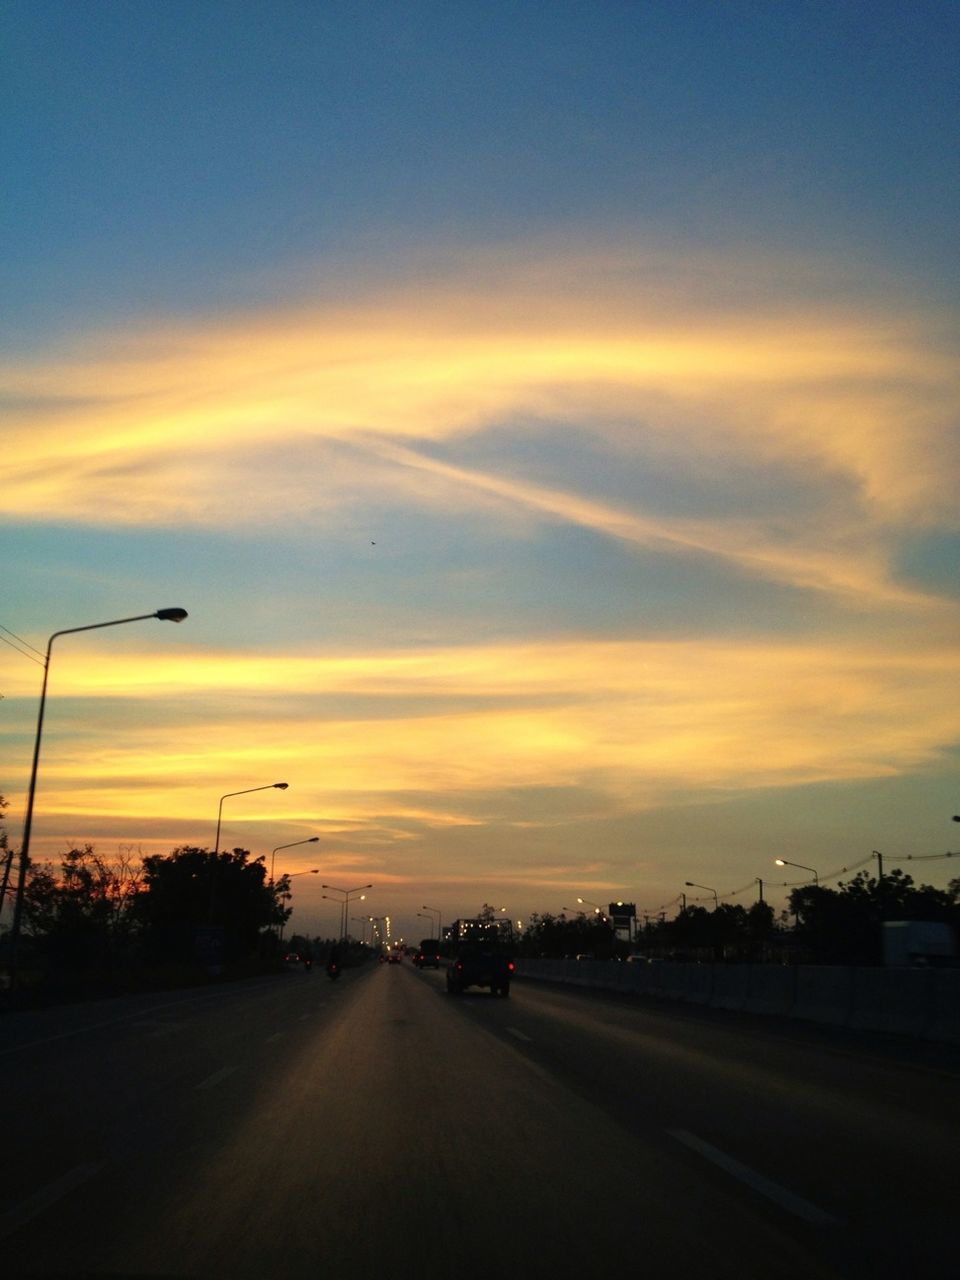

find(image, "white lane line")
[265,1032,284,1043]
[0,1163,105,1240]
[507,1027,533,1042]
[195,1065,239,1091]
[668,1129,838,1226]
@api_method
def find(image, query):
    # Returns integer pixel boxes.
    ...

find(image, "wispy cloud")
[3,247,955,609]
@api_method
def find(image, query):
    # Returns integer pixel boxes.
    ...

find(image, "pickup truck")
[446,940,515,997]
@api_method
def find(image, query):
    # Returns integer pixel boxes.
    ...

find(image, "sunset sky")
[2,1,958,941]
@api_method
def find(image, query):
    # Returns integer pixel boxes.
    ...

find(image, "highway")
[1,960,956,1278]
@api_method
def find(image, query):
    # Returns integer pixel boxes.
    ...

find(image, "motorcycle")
[326,960,341,980]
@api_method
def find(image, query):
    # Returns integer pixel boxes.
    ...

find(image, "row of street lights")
[5,605,373,976]
[9,608,189,978]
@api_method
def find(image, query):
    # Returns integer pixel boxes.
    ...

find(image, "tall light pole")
[685,881,719,909]
[421,903,442,944]
[278,868,319,944]
[271,836,319,886]
[775,858,819,885]
[210,781,289,923]
[322,883,373,941]
[215,782,289,858]
[9,607,188,975]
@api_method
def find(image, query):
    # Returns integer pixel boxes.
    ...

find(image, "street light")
[421,903,443,944]
[277,868,318,943]
[775,858,819,885]
[271,836,319,886]
[215,782,289,858]
[685,881,719,909]
[351,916,370,945]
[9,607,189,976]
[576,896,603,916]
[322,883,373,941]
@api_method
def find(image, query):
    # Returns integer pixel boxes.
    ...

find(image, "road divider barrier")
[513,958,960,1044]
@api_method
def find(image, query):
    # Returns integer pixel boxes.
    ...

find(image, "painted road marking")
[507,1027,533,1042]
[668,1129,838,1225]
[0,1163,105,1240]
[196,1065,239,1091]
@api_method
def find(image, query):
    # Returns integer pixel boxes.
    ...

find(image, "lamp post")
[775,858,819,885]
[352,916,370,945]
[685,881,719,909]
[277,868,318,944]
[322,883,373,941]
[271,836,319,887]
[576,896,603,916]
[9,607,188,977]
[421,903,443,945]
[215,782,289,858]
[210,781,289,923]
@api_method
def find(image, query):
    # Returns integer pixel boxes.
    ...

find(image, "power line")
[0,622,45,665]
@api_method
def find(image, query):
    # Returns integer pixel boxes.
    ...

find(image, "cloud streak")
[3,248,956,592]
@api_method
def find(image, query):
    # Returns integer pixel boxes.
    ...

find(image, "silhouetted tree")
[19,844,143,969]
[789,869,958,964]
[135,846,277,964]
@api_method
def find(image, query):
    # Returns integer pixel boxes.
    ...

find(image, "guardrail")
[514,958,960,1044]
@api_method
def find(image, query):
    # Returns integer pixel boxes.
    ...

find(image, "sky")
[2,0,959,943]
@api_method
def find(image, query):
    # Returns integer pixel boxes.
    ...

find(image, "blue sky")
[2,1,958,940]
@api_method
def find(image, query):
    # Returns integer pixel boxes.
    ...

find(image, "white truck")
[882,920,957,967]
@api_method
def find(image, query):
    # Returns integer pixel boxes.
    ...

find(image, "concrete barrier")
[657,962,712,1004]
[743,965,796,1017]
[793,965,854,1026]
[515,957,958,1044]
[850,967,929,1036]
[925,969,960,1044]
[710,965,749,1011]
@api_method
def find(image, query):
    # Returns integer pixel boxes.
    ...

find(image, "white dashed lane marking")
[195,1065,240,1091]
[668,1129,838,1225]
[0,1163,105,1240]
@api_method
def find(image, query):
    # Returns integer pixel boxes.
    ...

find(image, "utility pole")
[872,850,884,881]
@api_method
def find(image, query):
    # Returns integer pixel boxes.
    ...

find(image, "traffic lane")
[7,960,839,1279]
[423,970,958,1277]
[0,967,359,1249]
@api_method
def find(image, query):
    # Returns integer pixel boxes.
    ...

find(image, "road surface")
[1,961,956,1277]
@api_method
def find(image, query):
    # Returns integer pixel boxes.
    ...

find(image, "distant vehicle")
[388,951,401,964]
[326,958,341,980]
[883,921,957,967]
[446,939,514,997]
[415,939,441,969]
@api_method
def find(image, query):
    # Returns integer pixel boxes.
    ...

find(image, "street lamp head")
[775,859,787,867]
[155,607,188,623]
[272,782,289,789]
[307,836,319,842]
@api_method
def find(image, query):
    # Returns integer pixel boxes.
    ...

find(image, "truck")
[446,940,515,997]
[882,920,957,967]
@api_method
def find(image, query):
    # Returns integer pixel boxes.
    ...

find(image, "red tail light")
[456,961,464,971]
[508,961,515,972]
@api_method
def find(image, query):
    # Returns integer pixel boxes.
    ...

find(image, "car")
[388,951,401,964]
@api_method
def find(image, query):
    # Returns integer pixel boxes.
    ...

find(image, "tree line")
[515,869,960,966]
[0,834,295,996]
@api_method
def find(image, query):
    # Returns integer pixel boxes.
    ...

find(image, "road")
[1,960,956,1278]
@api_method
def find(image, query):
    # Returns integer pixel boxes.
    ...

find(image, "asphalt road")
[1,961,956,1278]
